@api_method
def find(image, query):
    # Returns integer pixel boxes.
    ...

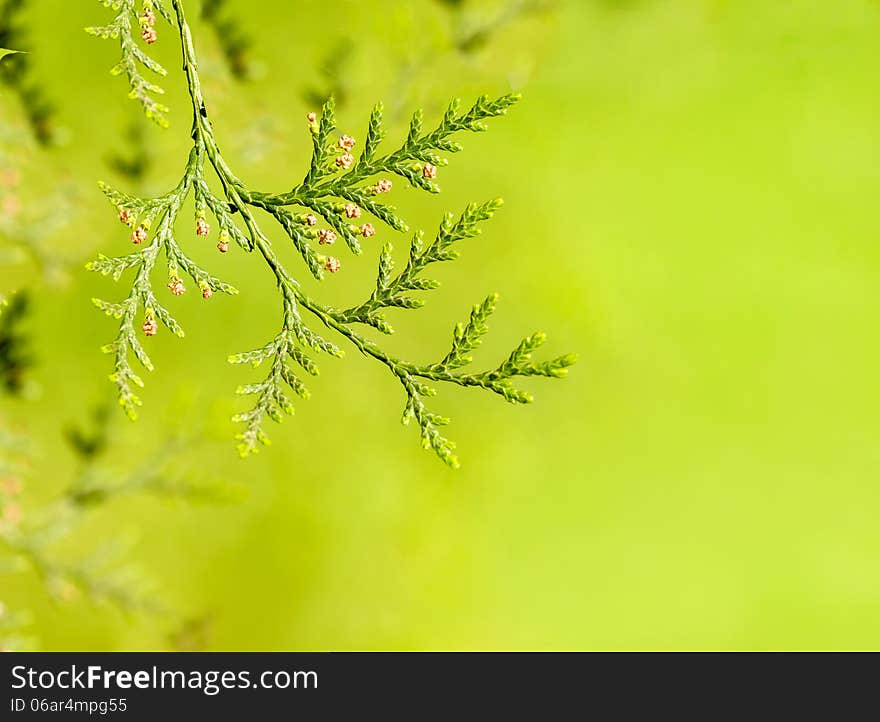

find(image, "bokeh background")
[3,0,880,650]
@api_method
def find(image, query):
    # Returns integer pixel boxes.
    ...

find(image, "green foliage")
[201,0,253,81]
[87,156,240,419]
[0,120,77,288]
[441,0,554,56]
[0,0,56,144]
[86,0,174,127]
[0,396,238,649]
[302,38,352,110]
[88,0,573,466]
[0,291,33,395]
[106,116,153,182]
[0,413,148,650]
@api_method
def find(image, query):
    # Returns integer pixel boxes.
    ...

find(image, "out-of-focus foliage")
[435,0,554,55]
[0,291,33,396]
[201,0,253,81]
[302,39,353,110]
[305,0,556,112]
[0,117,76,292]
[0,384,239,650]
[0,0,56,145]
[106,116,153,184]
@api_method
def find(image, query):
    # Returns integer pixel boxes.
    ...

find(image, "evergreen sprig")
[86,0,174,127]
[88,0,573,466]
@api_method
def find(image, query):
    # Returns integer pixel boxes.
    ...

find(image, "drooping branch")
[87,0,574,466]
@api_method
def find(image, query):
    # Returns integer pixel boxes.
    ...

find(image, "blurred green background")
[3,0,880,650]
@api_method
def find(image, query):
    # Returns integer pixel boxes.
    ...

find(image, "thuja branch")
[87,0,174,127]
[88,0,574,466]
